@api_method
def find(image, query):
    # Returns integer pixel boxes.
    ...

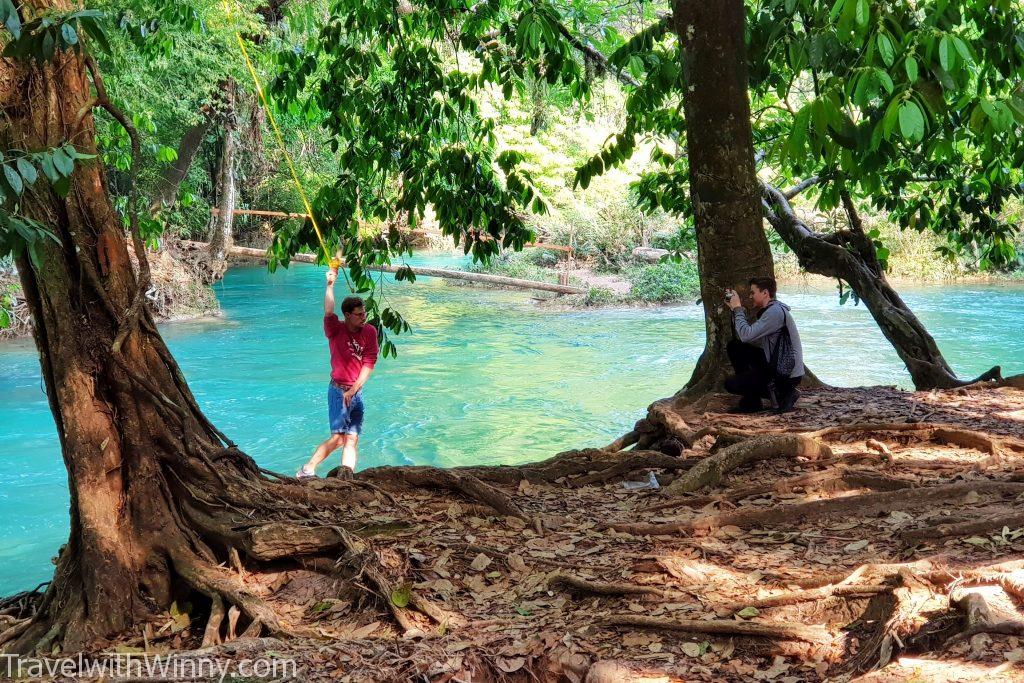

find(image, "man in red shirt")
[296,268,379,479]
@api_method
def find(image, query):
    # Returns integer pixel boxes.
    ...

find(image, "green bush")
[584,287,616,306]
[625,260,699,302]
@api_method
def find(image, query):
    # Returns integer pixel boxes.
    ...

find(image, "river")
[1,255,1022,593]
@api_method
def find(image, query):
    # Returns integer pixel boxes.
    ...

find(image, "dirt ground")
[7,384,1024,682]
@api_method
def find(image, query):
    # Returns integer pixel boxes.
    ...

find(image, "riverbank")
[0,247,220,342]
[5,384,1023,680]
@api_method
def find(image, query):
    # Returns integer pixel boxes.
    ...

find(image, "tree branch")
[82,55,151,354]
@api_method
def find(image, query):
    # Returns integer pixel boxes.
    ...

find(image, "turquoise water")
[2,255,1023,593]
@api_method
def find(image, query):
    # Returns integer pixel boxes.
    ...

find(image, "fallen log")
[180,241,587,295]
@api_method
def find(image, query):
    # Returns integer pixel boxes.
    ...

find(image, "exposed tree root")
[806,422,1024,455]
[170,547,308,640]
[611,481,1024,535]
[604,615,832,643]
[723,583,891,612]
[665,434,831,495]
[943,589,1024,645]
[572,452,695,487]
[549,573,668,597]
[646,469,912,513]
[361,466,530,521]
[201,594,225,648]
[600,419,655,452]
[901,511,1024,544]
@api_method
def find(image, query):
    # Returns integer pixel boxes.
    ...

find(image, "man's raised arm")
[325,268,337,315]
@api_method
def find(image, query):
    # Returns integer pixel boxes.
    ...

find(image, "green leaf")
[0,0,21,39]
[854,0,869,27]
[3,164,23,196]
[60,22,77,46]
[390,584,411,608]
[938,36,955,72]
[15,158,37,185]
[877,34,895,67]
[904,56,918,83]
[898,101,925,143]
[52,149,74,176]
[952,37,971,65]
[736,606,760,618]
[39,154,58,182]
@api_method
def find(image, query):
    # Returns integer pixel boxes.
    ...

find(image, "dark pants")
[725,339,800,410]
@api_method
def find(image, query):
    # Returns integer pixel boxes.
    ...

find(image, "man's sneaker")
[775,389,801,414]
[295,465,316,480]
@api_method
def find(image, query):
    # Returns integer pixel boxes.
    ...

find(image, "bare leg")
[341,433,359,473]
[303,433,345,474]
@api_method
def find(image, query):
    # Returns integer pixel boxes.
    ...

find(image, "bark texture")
[672,0,776,397]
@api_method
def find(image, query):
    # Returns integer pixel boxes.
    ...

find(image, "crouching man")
[724,276,804,414]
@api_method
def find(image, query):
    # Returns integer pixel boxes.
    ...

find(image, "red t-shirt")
[324,315,379,385]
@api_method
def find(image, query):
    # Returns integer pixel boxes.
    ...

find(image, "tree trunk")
[205,81,237,283]
[0,4,352,655]
[148,108,214,213]
[672,0,776,398]
[762,185,1001,389]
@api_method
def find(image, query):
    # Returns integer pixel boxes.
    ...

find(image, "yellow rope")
[226,3,340,269]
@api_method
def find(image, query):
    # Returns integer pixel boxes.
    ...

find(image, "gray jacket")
[732,300,804,378]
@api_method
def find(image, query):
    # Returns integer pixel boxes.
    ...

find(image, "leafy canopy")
[579,0,1024,270]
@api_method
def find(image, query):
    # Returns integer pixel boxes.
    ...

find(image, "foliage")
[0,280,17,330]
[267,0,652,349]
[467,250,560,284]
[577,0,1024,272]
[0,144,93,266]
[624,259,699,302]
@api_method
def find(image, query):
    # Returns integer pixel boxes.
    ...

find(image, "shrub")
[625,260,699,302]
[467,251,557,283]
[584,287,616,306]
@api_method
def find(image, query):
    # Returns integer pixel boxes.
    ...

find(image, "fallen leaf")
[736,606,759,619]
[390,584,411,608]
[844,540,869,552]
[964,490,980,503]
[681,642,703,657]
[349,620,380,639]
[508,554,528,573]
[1005,648,1024,663]
[471,553,492,571]
[622,632,651,647]
[496,656,526,673]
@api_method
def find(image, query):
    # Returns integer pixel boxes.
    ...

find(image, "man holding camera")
[724,276,804,414]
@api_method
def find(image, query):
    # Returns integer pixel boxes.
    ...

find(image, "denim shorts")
[328,382,364,435]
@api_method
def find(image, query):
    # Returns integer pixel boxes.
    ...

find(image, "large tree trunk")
[762,185,1002,390]
[0,3,356,655]
[672,0,776,398]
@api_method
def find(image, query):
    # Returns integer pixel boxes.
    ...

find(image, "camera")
[724,288,737,303]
